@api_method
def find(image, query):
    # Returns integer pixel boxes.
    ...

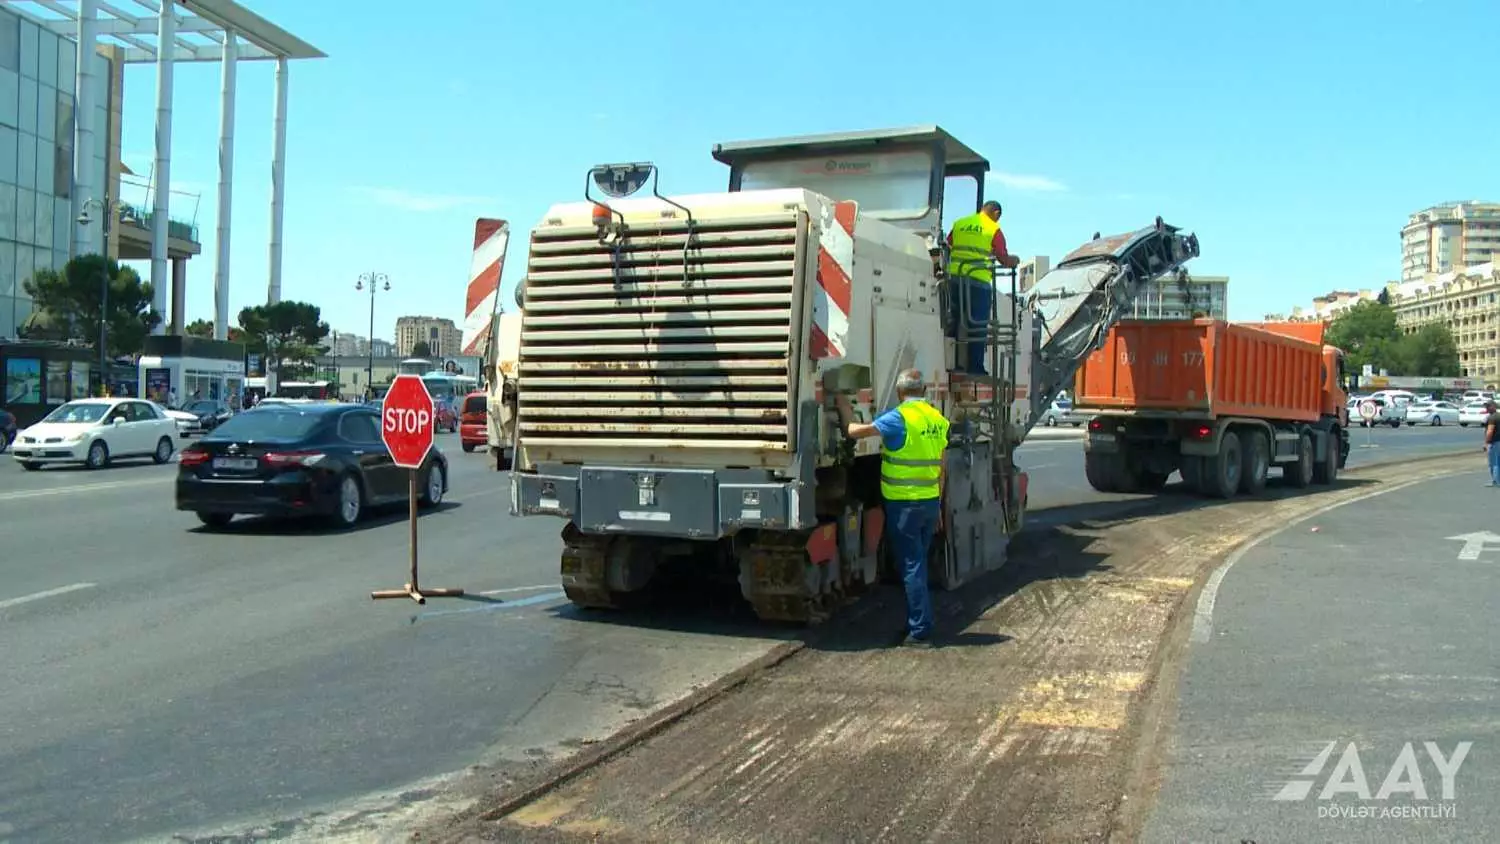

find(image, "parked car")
[175,402,449,530]
[1350,396,1402,428]
[11,398,178,470]
[459,390,488,452]
[1404,400,1460,426]
[0,409,16,453]
[1038,398,1086,427]
[1459,401,1493,427]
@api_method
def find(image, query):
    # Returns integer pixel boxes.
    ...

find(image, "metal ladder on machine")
[945,259,1023,534]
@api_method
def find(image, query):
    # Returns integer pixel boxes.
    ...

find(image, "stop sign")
[382,374,436,469]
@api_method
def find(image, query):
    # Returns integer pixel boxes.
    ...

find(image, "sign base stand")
[372,469,465,605]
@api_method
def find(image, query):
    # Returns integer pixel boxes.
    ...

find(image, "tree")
[186,318,247,344]
[236,301,330,374]
[1377,287,1392,307]
[1326,300,1402,373]
[411,340,432,357]
[21,254,161,358]
[1394,324,1460,377]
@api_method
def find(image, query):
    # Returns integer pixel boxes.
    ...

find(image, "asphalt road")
[0,431,792,843]
[0,422,1480,842]
[1143,468,1498,842]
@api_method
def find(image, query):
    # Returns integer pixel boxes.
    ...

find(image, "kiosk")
[136,336,247,409]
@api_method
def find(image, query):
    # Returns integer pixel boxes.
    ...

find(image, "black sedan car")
[180,398,235,433]
[176,402,449,530]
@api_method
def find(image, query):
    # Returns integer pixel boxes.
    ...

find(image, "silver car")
[1038,398,1086,427]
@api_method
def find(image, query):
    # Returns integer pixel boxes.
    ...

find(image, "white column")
[213,29,237,340]
[71,0,98,258]
[150,0,176,335]
[267,57,287,306]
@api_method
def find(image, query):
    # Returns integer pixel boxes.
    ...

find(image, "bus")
[420,372,480,406]
[398,358,433,376]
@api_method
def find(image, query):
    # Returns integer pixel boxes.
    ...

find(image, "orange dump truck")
[1074,319,1351,497]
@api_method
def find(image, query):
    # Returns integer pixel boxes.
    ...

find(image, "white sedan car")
[1459,402,1493,427]
[1404,400,1461,426]
[11,397,179,470]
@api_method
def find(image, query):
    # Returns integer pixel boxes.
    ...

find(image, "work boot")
[900,635,935,649]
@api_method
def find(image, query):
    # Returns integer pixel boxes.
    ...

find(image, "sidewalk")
[1144,467,1499,843]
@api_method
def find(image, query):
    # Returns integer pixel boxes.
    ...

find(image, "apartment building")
[394,316,463,358]
[1400,201,1500,282]
[1387,262,1500,383]
[328,331,395,359]
[1126,273,1229,320]
[1283,289,1382,322]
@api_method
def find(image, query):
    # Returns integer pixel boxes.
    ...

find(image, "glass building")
[0,6,113,339]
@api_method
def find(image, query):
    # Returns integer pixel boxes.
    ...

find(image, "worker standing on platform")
[946,200,1020,376]
[836,370,950,647]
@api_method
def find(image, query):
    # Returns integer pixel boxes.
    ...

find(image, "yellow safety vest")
[945,212,1000,284]
[880,399,950,501]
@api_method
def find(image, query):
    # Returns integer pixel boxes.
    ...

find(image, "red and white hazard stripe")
[461,218,510,356]
[809,201,857,360]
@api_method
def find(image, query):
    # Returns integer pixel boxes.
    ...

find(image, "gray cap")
[895,369,925,393]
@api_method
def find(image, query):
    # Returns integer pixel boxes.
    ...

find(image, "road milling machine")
[506,126,1201,623]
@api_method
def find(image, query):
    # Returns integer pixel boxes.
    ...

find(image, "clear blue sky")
[115,0,1500,339]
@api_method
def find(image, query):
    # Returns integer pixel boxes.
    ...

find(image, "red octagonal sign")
[382,374,436,469]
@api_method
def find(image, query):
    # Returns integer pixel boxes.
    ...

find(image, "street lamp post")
[356,272,390,399]
[77,196,130,395]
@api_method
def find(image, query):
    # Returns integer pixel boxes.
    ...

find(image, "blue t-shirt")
[872,406,908,452]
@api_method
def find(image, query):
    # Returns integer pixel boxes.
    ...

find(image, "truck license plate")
[213,457,257,471]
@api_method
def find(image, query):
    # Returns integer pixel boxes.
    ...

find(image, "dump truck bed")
[1074,319,1324,424]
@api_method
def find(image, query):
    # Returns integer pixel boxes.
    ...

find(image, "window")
[739,149,935,219]
[338,411,381,443]
[0,11,17,73]
[128,401,158,421]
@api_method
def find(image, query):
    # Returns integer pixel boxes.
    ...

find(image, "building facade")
[0,9,115,340]
[1127,274,1229,320]
[1387,262,1500,384]
[394,315,462,357]
[1400,201,1500,283]
[329,331,395,358]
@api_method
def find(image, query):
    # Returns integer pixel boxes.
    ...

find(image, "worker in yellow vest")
[836,369,950,647]
[946,200,1019,376]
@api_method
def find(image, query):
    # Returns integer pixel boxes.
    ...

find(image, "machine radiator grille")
[518,212,802,450]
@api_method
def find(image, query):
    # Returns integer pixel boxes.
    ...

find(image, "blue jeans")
[886,498,941,640]
[1488,444,1500,485]
[948,277,992,375]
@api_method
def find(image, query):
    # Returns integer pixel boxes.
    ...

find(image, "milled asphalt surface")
[1143,468,1499,843]
[0,422,1481,842]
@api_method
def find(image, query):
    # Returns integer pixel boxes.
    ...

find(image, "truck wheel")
[1201,430,1242,498]
[1084,451,1117,492]
[1286,432,1314,487]
[1312,432,1340,485]
[1179,456,1204,492]
[1239,430,1269,495]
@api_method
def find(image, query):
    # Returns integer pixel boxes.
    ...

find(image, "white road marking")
[479,584,561,596]
[1190,474,1462,643]
[0,582,96,610]
[0,477,173,502]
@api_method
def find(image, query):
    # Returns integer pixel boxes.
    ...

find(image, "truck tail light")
[180,449,210,466]
[264,450,326,467]
[1088,418,1104,432]
[1191,424,1213,439]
